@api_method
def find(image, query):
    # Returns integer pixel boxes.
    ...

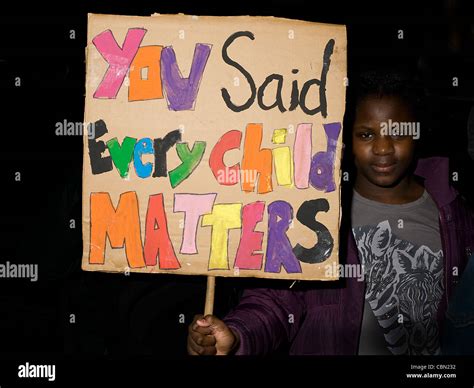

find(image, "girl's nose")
[373,135,394,155]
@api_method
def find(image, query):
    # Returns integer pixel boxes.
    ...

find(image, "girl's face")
[352,95,417,190]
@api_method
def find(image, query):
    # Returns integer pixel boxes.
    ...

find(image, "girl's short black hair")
[345,68,425,127]
[343,67,429,141]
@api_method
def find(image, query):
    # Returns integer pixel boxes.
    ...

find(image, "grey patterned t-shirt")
[351,189,444,355]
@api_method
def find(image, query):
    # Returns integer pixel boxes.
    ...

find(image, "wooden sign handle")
[204,276,216,316]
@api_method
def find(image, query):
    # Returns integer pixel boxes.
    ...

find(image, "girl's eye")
[358,132,373,140]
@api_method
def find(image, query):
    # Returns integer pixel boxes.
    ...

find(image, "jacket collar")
[414,157,458,208]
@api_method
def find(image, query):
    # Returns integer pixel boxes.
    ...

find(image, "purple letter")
[309,122,342,192]
[264,201,302,274]
[161,44,212,111]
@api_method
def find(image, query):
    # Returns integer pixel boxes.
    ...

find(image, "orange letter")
[89,191,145,268]
[241,123,272,193]
[129,46,164,101]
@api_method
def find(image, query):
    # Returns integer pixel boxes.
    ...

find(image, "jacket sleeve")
[452,196,474,268]
[223,286,306,355]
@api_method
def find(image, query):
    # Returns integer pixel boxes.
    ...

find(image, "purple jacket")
[224,157,474,355]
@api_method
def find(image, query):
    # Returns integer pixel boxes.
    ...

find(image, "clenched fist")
[187,314,240,355]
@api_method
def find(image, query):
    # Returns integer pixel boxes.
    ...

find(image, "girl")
[187,70,474,355]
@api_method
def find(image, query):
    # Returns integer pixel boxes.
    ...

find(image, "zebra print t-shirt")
[351,189,444,355]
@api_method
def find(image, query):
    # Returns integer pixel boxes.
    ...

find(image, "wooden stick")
[204,276,216,316]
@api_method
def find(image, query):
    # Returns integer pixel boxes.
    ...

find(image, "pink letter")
[173,193,217,254]
[294,123,312,189]
[234,201,265,270]
[93,28,147,99]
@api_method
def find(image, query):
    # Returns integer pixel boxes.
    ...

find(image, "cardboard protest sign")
[82,13,346,280]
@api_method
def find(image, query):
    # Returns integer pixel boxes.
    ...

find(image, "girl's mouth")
[371,163,396,173]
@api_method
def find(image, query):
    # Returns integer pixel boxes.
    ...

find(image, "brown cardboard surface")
[82,13,346,280]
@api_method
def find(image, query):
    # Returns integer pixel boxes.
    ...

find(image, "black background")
[0,0,473,384]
